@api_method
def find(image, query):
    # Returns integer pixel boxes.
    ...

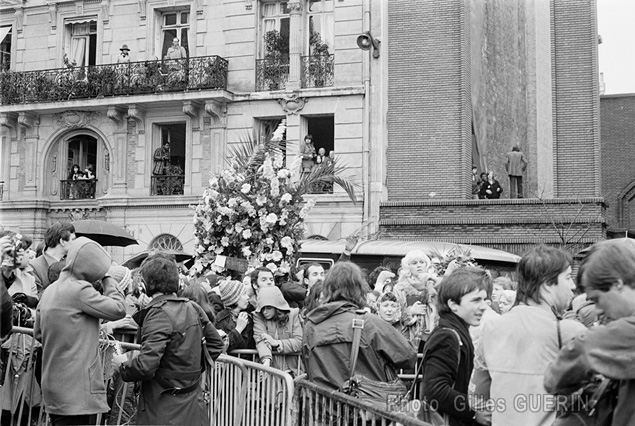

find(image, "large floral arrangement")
[192,120,355,276]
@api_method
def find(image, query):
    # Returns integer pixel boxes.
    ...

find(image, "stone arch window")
[46,125,111,200]
[149,234,184,251]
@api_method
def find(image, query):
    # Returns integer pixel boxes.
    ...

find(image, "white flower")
[242,247,252,257]
[209,189,219,200]
[221,237,230,247]
[227,197,238,208]
[241,183,251,194]
[280,193,292,203]
[265,253,273,261]
[306,197,317,209]
[265,237,274,245]
[215,246,224,254]
[279,261,291,273]
[271,250,283,262]
[270,177,280,197]
[242,229,252,239]
[235,223,244,233]
[265,263,278,273]
[270,120,286,142]
[262,158,276,180]
[281,236,293,250]
[299,207,309,218]
[273,154,284,169]
[265,213,278,224]
[209,177,218,187]
[277,169,290,179]
[256,195,267,206]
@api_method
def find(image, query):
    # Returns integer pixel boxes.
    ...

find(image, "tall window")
[65,20,97,67]
[307,0,333,55]
[151,123,186,196]
[0,26,11,71]
[161,11,189,59]
[67,135,97,174]
[260,1,289,59]
[257,118,286,164]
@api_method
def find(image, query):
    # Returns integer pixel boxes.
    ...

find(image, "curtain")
[70,37,86,66]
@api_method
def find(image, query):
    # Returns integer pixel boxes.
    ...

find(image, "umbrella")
[123,249,193,269]
[72,220,138,247]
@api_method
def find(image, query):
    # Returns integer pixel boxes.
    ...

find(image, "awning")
[0,26,11,43]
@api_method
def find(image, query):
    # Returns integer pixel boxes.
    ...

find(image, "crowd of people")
[1,221,634,426]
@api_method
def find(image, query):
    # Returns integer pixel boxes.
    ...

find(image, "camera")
[2,233,22,268]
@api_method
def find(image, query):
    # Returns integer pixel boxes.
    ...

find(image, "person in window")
[82,164,95,180]
[165,38,187,60]
[68,164,82,199]
[153,142,171,175]
[300,135,316,178]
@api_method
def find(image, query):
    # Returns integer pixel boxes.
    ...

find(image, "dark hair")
[304,134,313,141]
[480,172,487,180]
[141,256,179,296]
[249,267,273,292]
[437,267,491,314]
[512,145,520,152]
[261,307,289,327]
[516,245,572,305]
[18,234,33,252]
[578,239,635,292]
[68,164,81,179]
[322,262,368,308]
[378,291,399,304]
[44,222,76,249]
[140,251,176,267]
[303,282,323,317]
[35,241,45,257]
[181,282,215,323]
[369,266,393,286]
[301,262,323,281]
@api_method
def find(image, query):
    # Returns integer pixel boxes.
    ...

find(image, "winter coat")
[302,301,416,390]
[421,312,479,426]
[253,307,303,373]
[506,150,528,176]
[215,308,255,353]
[544,316,635,426]
[473,305,586,426]
[34,237,126,416]
[120,294,224,426]
[1,276,12,338]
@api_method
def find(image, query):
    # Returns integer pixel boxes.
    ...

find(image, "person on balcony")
[117,44,131,64]
[153,142,171,175]
[164,38,187,82]
[67,164,82,199]
[300,134,316,179]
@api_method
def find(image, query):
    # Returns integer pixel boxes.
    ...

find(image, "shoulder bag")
[339,311,409,411]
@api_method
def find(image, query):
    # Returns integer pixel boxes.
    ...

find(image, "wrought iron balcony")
[60,179,97,200]
[0,55,228,105]
[151,174,185,196]
[301,54,334,88]
[255,58,289,92]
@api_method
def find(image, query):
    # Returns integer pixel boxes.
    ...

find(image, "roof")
[299,239,521,264]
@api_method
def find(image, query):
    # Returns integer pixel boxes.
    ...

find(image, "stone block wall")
[379,198,606,256]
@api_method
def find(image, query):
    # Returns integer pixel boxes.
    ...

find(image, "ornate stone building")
[0,0,604,261]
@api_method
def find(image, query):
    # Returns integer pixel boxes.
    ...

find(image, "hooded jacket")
[302,301,415,390]
[34,237,126,415]
[544,317,635,426]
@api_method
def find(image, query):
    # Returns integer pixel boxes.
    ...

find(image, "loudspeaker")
[356,31,380,58]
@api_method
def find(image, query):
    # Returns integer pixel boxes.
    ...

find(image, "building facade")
[0,0,604,261]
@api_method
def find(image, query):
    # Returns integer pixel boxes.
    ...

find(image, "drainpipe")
[361,0,372,236]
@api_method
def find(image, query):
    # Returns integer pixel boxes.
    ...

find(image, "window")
[307,0,333,55]
[161,11,189,59]
[150,234,184,251]
[0,25,11,71]
[306,115,334,193]
[64,19,97,67]
[260,1,289,59]
[62,135,98,200]
[151,122,186,196]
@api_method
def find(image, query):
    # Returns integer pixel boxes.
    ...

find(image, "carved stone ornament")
[277,93,307,115]
[53,110,100,129]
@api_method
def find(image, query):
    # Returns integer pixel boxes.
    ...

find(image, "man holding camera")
[1,234,14,338]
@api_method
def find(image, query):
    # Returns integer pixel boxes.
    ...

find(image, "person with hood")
[302,261,415,391]
[34,237,126,426]
[253,286,303,374]
[545,239,635,426]
[112,255,224,426]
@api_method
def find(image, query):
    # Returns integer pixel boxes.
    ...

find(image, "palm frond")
[294,158,358,203]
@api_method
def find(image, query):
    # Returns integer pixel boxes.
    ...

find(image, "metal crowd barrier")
[294,378,431,426]
[2,328,428,426]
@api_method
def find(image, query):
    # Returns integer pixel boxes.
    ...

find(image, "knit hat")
[256,286,290,313]
[108,265,132,293]
[219,280,245,307]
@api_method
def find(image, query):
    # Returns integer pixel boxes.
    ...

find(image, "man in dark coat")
[113,255,224,426]
[29,221,76,296]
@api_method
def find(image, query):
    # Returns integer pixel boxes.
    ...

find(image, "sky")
[597,0,635,94]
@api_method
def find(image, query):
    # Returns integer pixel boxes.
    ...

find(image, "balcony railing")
[60,179,97,200]
[255,58,289,92]
[0,55,228,105]
[151,174,185,196]
[301,54,334,88]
